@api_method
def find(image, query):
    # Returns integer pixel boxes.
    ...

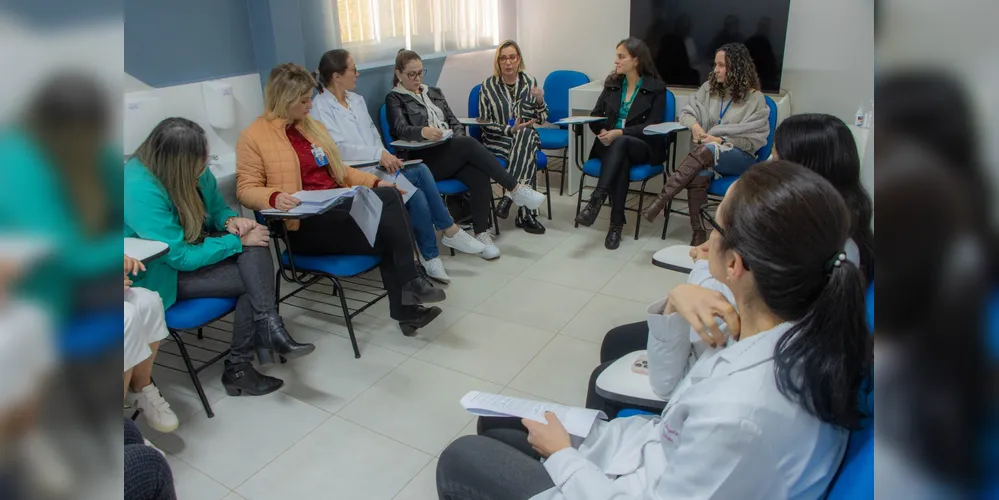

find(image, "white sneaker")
[422,256,451,284]
[441,229,486,255]
[130,383,179,433]
[475,233,501,260]
[510,185,546,211]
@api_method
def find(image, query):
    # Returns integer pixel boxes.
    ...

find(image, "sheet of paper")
[124,238,168,262]
[460,391,607,438]
[349,186,383,247]
[292,188,356,204]
[554,116,604,125]
[344,159,380,167]
[357,167,419,204]
[258,189,356,216]
[643,122,688,135]
[441,129,454,140]
[402,159,424,166]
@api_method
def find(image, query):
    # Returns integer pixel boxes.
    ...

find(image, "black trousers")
[124,418,176,500]
[585,321,664,419]
[592,136,652,224]
[289,187,421,321]
[421,135,517,234]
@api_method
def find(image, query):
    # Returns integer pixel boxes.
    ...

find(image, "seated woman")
[643,42,771,247]
[237,63,445,337]
[573,38,668,250]
[386,49,547,259]
[310,49,486,283]
[437,161,871,499]
[478,40,549,234]
[123,255,177,433]
[124,417,176,500]
[586,113,875,418]
[125,117,314,397]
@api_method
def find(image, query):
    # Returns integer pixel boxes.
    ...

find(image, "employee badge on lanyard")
[311,144,330,167]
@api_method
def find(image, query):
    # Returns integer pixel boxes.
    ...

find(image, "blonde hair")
[493,40,525,77]
[134,117,208,243]
[264,63,346,183]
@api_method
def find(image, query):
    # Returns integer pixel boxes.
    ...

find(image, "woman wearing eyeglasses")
[478,40,549,234]
[385,49,547,260]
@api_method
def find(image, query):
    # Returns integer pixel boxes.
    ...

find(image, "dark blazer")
[588,76,668,166]
[385,86,465,141]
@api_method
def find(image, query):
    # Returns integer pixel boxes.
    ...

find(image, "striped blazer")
[478,72,548,161]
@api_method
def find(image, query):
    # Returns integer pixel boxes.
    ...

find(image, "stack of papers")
[259,187,357,216]
[554,116,604,125]
[643,122,688,135]
[460,391,607,438]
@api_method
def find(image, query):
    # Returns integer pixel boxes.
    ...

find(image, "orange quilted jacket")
[236,116,378,230]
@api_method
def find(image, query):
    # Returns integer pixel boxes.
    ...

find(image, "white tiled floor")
[142,192,694,500]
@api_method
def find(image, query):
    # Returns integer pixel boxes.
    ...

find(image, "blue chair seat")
[616,409,657,418]
[582,159,665,182]
[708,175,739,197]
[165,297,238,331]
[60,310,123,358]
[537,128,569,150]
[435,179,469,195]
[280,251,381,278]
[496,151,548,170]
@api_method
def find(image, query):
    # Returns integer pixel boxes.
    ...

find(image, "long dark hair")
[604,37,660,86]
[315,48,351,93]
[393,49,422,86]
[708,42,760,103]
[719,161,870,430]
[774,113,874,281]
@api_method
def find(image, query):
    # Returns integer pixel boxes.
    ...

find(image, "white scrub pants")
[124,288,169,372]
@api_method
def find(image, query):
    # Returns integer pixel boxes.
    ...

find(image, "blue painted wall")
[125,0,257,87]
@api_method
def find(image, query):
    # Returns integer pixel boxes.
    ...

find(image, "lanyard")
[718,99,733,124]
[620,77,643,109]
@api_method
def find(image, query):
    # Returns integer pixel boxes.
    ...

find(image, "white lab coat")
[311,90,386,162]
[531,310,847,500]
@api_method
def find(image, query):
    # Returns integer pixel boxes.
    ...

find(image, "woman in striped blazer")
[478,40,549,235]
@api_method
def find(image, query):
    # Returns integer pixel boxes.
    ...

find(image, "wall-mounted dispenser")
[202,81,236,129]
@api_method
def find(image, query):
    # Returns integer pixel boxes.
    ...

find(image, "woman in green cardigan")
[124,117,313,397]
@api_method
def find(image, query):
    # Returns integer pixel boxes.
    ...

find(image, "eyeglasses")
[405,69,428,80]
[347,67,359,75]
[700,206,725,238]
[498,55,520,63]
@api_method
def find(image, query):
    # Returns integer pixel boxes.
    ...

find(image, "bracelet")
[223,216,237,232]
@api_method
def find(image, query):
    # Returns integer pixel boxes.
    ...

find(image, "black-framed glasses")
[700,206,724,237]
[405,69,428,80]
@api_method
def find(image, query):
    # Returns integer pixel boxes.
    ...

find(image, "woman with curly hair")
[643,43,771,246]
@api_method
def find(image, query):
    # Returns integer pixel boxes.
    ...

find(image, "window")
[335,0,500,64]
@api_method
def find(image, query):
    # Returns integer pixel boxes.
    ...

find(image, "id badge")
[311,145,329,167]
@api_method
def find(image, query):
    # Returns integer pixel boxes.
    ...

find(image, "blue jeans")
[402,163,455,260]
[696,142,757,177]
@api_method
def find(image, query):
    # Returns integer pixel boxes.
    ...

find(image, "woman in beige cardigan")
[643,43,770,246]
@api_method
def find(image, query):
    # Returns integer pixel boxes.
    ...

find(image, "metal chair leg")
[635,180,648,240]
[544,167,553,220]
[274,270,282,313]
[490,196,500,236]
[558,147,568,196]
[197,328,204,340]
[333,280,361,359]
[171,330,214,418]
[574,174,586,228]
[661,198,673,240]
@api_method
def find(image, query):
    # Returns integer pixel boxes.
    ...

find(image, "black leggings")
[421,135,517,234]
[585,321,664,419]
[289,187,421,321]
[592,135,652,224]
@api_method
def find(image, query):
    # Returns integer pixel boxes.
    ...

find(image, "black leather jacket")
[588,77,669,166]
[385,86,465,141]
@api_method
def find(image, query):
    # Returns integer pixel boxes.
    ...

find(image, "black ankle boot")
[254,314,315,365]
[605,223,624,250]
[496,196,513,219]
[516,209,546,234]
[399,306,443,337]
[575,192,606,227]
[400,276,446,306]
[221,360,283,396]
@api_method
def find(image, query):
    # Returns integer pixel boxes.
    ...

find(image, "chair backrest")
[756,95,778,161]
[378,104,397,154]
[666,89,676,122]
[542,70,590,123]
[468,84,483,140]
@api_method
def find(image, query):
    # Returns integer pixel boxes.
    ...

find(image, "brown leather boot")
[643,145,716,222]
[686,176,711,246]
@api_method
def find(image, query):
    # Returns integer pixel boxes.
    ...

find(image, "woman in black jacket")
[574,38,668,250]
[385,49,546,260]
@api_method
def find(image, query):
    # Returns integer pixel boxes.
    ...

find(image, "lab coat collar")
[317,89,362,111]
[687,321,795,382]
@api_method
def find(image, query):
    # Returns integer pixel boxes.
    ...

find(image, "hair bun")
[398,48,407,55]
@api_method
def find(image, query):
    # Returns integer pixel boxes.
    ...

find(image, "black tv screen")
[630,0,791,93]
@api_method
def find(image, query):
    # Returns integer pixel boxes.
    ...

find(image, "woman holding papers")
[573,38,668,250]
[386,49,548,259]
[438,162,871,500]
[311,49,486,283]
[125,118,314,397]
[642,43,770,246]
[237,63,445,337]
[478,40,549,234]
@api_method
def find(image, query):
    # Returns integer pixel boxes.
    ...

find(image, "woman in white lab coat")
[436,161,871,499]
[311,49,487,283]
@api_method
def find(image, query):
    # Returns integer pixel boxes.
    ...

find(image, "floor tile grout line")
[229,411,338,494]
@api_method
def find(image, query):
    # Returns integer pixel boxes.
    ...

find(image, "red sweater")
[269,126,351,207]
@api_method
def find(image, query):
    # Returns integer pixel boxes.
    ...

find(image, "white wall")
[514,0,875,124]
[435,49,497,118]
